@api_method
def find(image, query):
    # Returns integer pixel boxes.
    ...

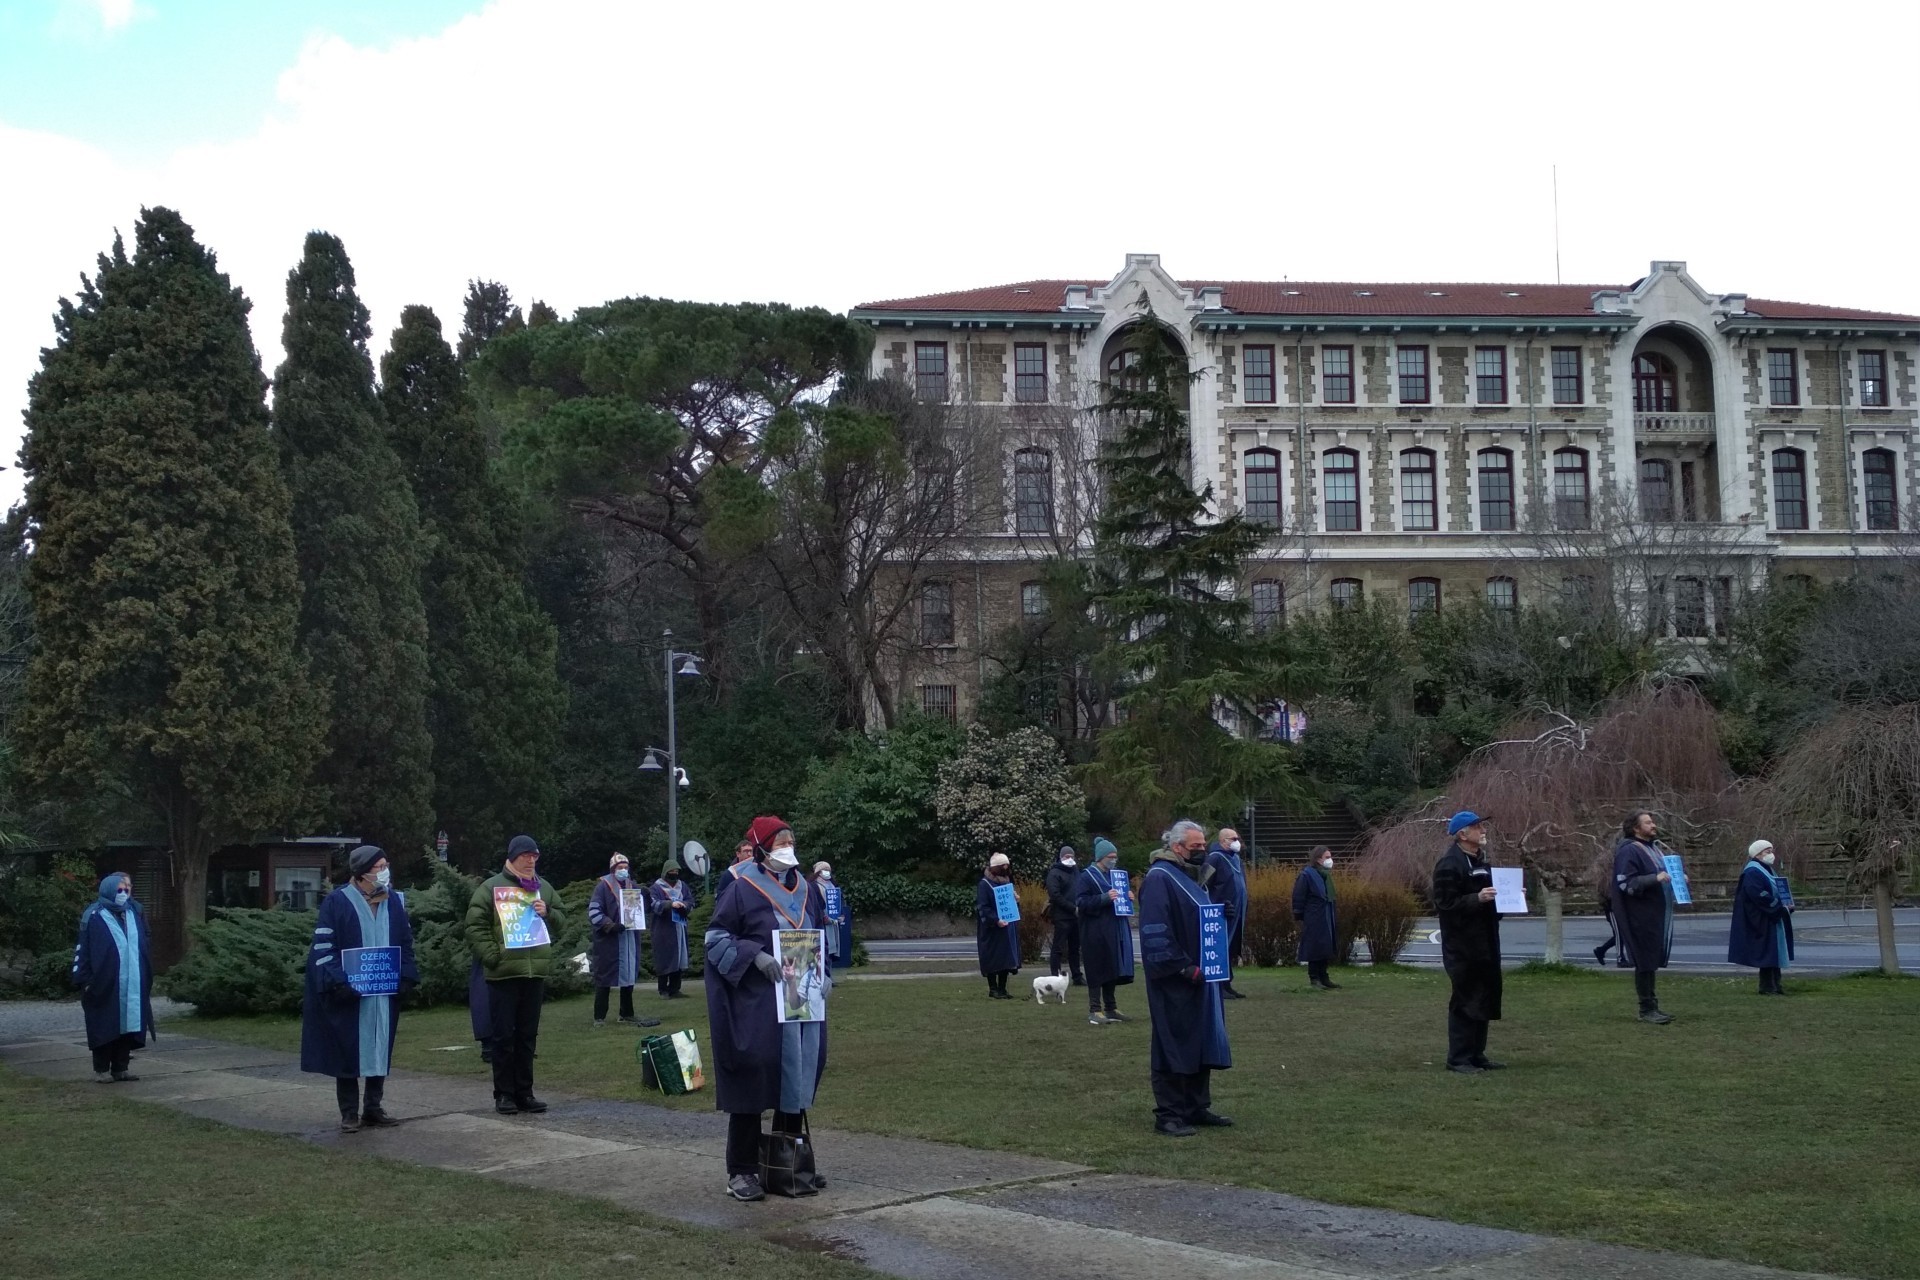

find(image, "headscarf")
[95,872,132,907]
[347,844,385,877]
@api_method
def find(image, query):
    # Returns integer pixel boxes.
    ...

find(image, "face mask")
[818,870,832,881]
[666,872,680,883]
[374,868,392,889]
[614,868,629,881]
[1320,859,1334,871]
[1760,852,1776,866]
[1060,858,1075,868]
[1184,846,1208,865]
[1228,841,1242,854]
[113,891,130,907]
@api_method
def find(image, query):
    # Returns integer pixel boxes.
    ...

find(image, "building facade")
[850,255,1920,724]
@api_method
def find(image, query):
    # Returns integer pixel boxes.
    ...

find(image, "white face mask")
[1759,851,1776,866]
[1228,841,1242,854]
[817,869,832,881]
[1320,858,1334,871]
[767,845,799,870]
[1061,857,1076,867]
[114,891,130,907]
[374,868,392,889]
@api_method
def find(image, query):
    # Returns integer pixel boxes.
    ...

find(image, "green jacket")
[466,871,570,981]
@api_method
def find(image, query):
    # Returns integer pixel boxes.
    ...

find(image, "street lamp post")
[639,628,702,881]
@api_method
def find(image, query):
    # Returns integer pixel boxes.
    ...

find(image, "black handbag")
[760,1115,819,1197]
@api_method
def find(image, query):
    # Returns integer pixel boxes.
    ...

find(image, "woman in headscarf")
[704,815,831,1202]
[1729,839,1795,994]
[301,845,419,1132]
[974,853,1021,999]
[649,859,694,999]
[1075,838,1135,1025]
[71,871,154,1083]
[589,853,659,1027]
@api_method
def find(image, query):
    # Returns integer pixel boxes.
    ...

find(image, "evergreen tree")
[457,279,522,364]
[381,305,564,865]
[273,233,435,855]
[1084,315,1308,822]
[18,207,322,946]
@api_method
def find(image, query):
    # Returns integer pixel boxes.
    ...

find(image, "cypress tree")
[381,305,564,865]
[457,279,522,364]
[18,207,322,947]
[273,233,434,855]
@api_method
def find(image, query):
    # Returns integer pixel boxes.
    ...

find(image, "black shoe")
[1471,1058,1507,1071]
[809,1172,828,1190]
[494,1096,521,1115]
[1222,987,1246,1000]
[1638,1009,1674,1025]
[110,1070,139,1083]
[1194,1111,1234,1127]
[1154,1119,1197,1137]
[1070,975,1085,986]
[515,1095,549,1114]
[479,1049,493,1065]
[1447,1063,1486,1075]
[1319,979,1342,990]
[1593,945,1609,965]
[362,1107,401,1127]
[340,1113,362,1132]
[727,1173,766,1201]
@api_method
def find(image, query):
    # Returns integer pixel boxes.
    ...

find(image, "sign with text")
[1198,903,1228,982]
[773,929,828,1024]
[618,885,646,931]
[1773,875,1795,910]
[1662,854,1693,906]
[341,946,401,997]
[493,886,551,950]
[993,882,1020,925]
[1111,869,1134,917]
[1491,867,1528,914]
[822,884,845,922]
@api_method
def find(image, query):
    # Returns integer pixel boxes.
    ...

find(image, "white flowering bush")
[934,724,1088,880]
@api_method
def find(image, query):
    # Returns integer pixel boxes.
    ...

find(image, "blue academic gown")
[1292,866,1337,963]
[1075,866,1135,988]
[588,876,642,987]
[1610,839,1674,970]
[974,877,1021,975]
[301,886,418,1080]
[1139,859,1231,1075]
[1204,845,1247,964]
[72,901,154,1051]
[1729,860,1794,969]
[703,865,829,1114]
[649,878,692,976]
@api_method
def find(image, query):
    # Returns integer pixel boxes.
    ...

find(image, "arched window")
[1408,577,1440,620]
[1243,448,1283,526]
[1865,448,1899,531]
[1013,448,1054,534]
[1553,448,1590,529]
[1485,576,1517,612]
[1634,353,1678,413]
[1640,458,1674,522]
[1329,578,1363,611]
[920,580,954,646]
[1477,448,1514,531]
[1250,579,1284,630]
[1322,448,1361,532]
[1771,448,1808,530]
[1399,448,1437,531]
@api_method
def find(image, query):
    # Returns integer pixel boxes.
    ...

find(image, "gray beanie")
[347,844,385,877]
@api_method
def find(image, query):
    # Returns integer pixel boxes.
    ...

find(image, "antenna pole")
[1552,164,1563,285]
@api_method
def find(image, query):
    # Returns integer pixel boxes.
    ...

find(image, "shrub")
[404,862,481,1009]
[1014,882,1050,963]
[1335,879,1423,966]
[794,713,962,877]
[936,724,1088,882]
[842,873,975,919]
[0,856,98,956]
[0,948,77,1000]
[161,908,312,1016]
[1241,864,1301,967]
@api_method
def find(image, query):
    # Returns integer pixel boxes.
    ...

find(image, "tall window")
[1712,578,1734,638]
[1397,345,1430,403]
[919,446,956,532]
[1680,460,1698,522]
[919,581,954,645]
[1250,579,1284,630]
[921,684,956,721]
[1013,448,1054,534]
[1243,345,1275,403]
[1639,458,1674,522]
[1771,448,1808,530]
[1243,448,1282,526]
[1633,353,1677,412]
[1020,581,1047,619]
[1475,347,1508,404]
[1399,448,1438,531]
[1767,349,1799,406]
[1673,577,1708,639]
[1553,448,1590,529]
[1485,576,1517,613]
[1014,343,1048,403]
[1477,448,1514,531]
[1329,578,1363,611]
[1560,575,1595,610]
[1322,345,1354,403]
[1551,347,1584,403]
[915,342,948,402]
[1860,350,1888,407]
[1107,347,1144,391]
[1408,577,1440,621]
[1322,448,1360,531]
[1865,448,1899,530]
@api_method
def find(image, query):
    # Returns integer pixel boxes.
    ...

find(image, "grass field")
[172,966,1920,1279]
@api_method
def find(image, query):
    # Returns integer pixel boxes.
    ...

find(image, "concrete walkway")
[0,1023,1840,1280]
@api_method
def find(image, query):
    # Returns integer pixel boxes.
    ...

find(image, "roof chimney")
[1063,285,1090,311]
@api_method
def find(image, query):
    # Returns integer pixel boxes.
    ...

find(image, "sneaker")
[1447,1062,1486,1075]
[1104,1011,1129,1022]
[1222,987,1247,1000]
[1471,1058,1507,1071]
[1319,980,1342,990]
[110,1071,139,1083]
[339,1113,362,1133]
[809,1173,828,1190]
[728,1173,766,1201]
[362,1107,401,1127]
[1639,1009,1675,1025]
[1193,1111,1234,1127]
[1087,1012,1108,1026]
[618,1015,662,1027]
[1154,1119,1197,1138]
[515,1095,549,1114]
[494,1096,521,1115]
[93,1070,112,1084]
[591,1019,606,1029]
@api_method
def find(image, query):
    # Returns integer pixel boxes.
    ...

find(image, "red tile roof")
[853,279,1920,324]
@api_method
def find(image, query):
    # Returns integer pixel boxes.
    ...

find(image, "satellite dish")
[682,840,709,876]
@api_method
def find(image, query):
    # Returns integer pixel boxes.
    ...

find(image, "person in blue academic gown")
[704,815,830,1203]
[1205,828,1249,999]
[1139,820,1232,1137]
[975,853,1021,998]
[1730,839,1795,994]
[589,853,660,1027]
[1611,810,1677,1024]
[71,872,154,1082]
[1293,845,1340,990]
[649,860,693,998]
[301,845,419,1132]
[812,863,853,974]
[1076,838,1135,1025]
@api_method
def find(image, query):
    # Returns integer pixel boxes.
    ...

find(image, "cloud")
[54,0,148,36]
[92,0,142,31]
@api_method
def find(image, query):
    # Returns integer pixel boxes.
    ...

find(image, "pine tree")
[381,305,564,866]
[273,233,435,855]
[18,207,322,947]
[1085,314,1309,821]
[457,280,522,364]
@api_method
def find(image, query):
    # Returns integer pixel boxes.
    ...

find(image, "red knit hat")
[745,815,792,851]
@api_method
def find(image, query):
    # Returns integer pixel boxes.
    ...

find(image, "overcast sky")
[4,0,1918,510]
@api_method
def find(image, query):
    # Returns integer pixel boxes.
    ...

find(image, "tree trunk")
[1543,886,1565,965]
[163,790,212,960]
[1874,878,1902,977]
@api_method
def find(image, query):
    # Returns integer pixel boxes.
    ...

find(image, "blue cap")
[1447,811,1488,837]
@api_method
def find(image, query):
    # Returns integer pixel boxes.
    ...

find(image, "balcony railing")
[1635,411,1716,437]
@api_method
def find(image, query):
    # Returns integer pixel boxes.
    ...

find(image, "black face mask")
[666,872,680,883]
[1184,846,1209,866]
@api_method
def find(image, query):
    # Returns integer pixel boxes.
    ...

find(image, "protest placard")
[494,885,551,950]
[1199,903,1228,981]
[341,946,401,996]
[773,929,828,1024]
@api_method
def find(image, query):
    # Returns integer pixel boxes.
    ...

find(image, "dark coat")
[1075,865,1135,988]
[468,959,489,1041]
[1729,860,1794,969]
[702,867,829,1115]
[1291,866,1338,964]
[974,877,1021,975]
[588,875,643,987]
[649,877,692,976]
[1140,857,1231,1074]
[1610,839,1673,971]
[300,887,418,1079]
[1043,860,1079,921]
[1432,843,1502,1021]
[72,900,154,1052]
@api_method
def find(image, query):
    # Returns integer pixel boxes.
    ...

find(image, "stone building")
[850,255,1920,725]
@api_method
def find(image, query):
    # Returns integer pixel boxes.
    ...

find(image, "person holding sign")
[650,860,694,998]
[975,853,1022,1000]
[1205,829,1249,1000]
[466,834,568,1115]
[301,845,418,1132]
[704,815,831,1203]
[1139,820,1232,1137]
[1730,839,1795,995]
[812,863,852,975]
[1432,813,1505,1074]
[71,872,154,1083]
[588,854,659,1028]
[1292,847,1340,990]
[1610,811,1677,1025]
[1076,838,1136,1025]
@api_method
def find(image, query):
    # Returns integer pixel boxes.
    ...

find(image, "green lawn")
[0,1067,875,1280]
[172,966,1920,1279]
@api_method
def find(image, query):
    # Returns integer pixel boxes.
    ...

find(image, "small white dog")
[1032,975,1070,1004]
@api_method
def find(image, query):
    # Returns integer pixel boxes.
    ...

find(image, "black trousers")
[657,970,684,996]
[488,976,545,1101]
[335,1075,385,1116]
[985,970,1014,995]
[1634,968,1660,1010]
[1150,1068,1211,1124]
[726,1109,804,1177]
[593,985,635,1020]
[90,1034,139,1074]
[1049,915,1082,979]
[1307,960,1330,984]
[1760,966,1782,992]
[1447,1009,1490,1066]
[1087,981,1117,1014]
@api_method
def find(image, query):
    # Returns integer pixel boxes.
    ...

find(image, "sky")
[3,0,1918,510]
